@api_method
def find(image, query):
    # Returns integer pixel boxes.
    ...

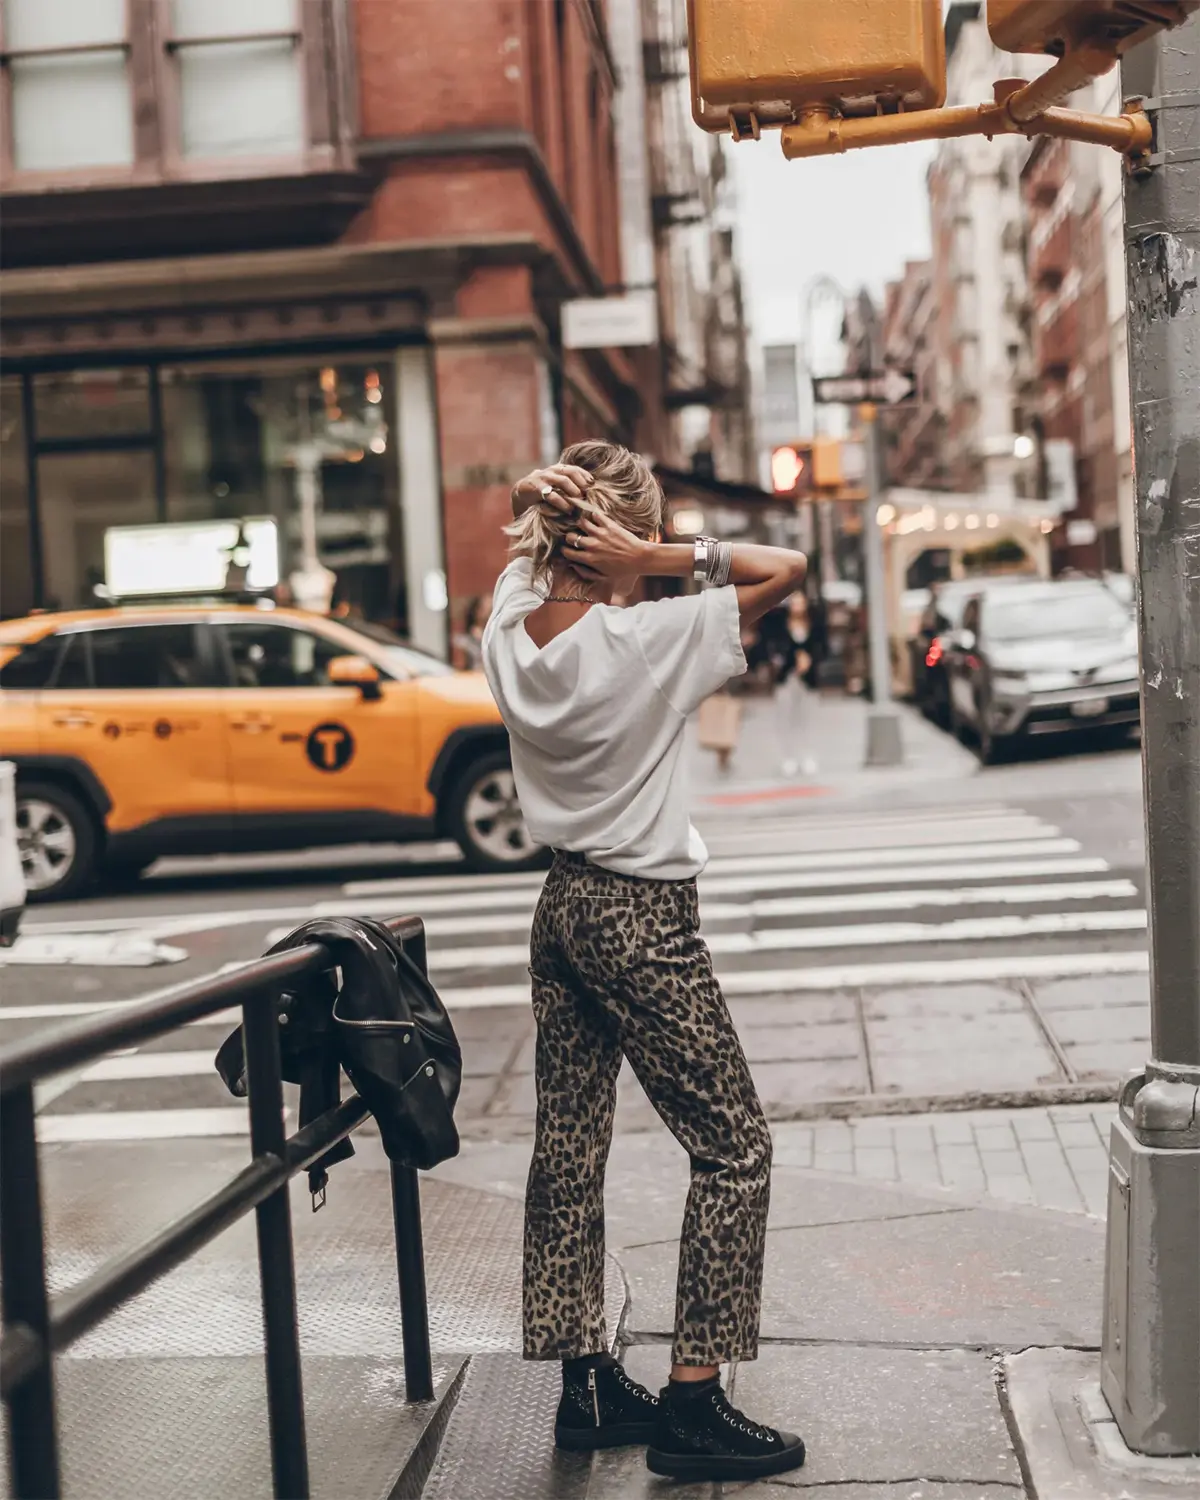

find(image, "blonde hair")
[505,441,664,588]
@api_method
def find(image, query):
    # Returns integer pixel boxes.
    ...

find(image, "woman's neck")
[545,566,615,605]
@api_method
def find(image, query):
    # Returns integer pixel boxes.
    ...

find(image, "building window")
[168,0,304,160]
[1,0,133,171]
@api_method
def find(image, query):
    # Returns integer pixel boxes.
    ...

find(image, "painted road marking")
[79,1049,218,1082]
[36,1107,257,1142]
[430,949,1152,1010]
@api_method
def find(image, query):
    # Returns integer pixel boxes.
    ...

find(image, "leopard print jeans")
[523,850,772,1368]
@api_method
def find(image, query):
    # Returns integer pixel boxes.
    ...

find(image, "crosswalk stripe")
[422,907,1147,973]
[36,1108,253,1143]
[702,836,1079,877]
[431,947,1151,1010]
[406,878,1137,938]
[701,855,1110,897]
[698,816,1053,856]
[79,1050,217,1082]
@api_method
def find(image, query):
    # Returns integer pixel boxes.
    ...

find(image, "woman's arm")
[563,517,807,628]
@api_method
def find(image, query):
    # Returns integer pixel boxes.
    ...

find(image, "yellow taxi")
[0,604,538,900]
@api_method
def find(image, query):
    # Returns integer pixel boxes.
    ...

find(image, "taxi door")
[213,619,422,819]
[35,622,232,832]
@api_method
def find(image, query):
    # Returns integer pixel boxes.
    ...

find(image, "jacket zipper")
[589,1367,599,1427]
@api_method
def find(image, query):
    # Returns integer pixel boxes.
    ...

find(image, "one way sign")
[812,369,917,406]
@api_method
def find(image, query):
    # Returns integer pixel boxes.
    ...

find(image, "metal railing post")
[242,996,310,1499]
[0,1084,61,1500]
[389,1164,434,1401]
[390,922,434,1402]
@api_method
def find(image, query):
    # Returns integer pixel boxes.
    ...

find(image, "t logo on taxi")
[305,722,355,772]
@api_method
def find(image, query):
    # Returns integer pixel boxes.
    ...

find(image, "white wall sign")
[562,291,658,349]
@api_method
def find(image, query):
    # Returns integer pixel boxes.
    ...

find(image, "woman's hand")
[510,464,593,518]
[561,510,650,579]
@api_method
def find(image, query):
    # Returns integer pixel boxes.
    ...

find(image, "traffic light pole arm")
[781,91,1150,163]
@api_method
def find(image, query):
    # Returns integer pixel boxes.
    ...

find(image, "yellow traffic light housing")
[988,1,1199,55]
[688,0,945,138]
[685,0,1200,165]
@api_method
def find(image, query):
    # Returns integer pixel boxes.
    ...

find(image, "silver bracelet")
[708,540,733,588]
[693,535,717,582]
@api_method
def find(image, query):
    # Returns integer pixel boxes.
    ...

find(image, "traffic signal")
[687,0,945,136]
[771,444,812,495]
[770,440,855,497]
[988,0,1200,55]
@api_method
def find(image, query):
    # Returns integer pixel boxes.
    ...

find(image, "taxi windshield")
[338,619,457,677]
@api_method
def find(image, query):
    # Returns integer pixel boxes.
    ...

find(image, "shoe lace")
[709,1387,777,1444]
[612,1366,656,1405]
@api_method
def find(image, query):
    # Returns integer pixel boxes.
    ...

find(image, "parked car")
[943,580,1140,763]
[909,575,1037,726]
[0,604,540,901]
[0,762,25,944]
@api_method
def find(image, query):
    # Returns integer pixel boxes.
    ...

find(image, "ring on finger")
[539,483,555,500]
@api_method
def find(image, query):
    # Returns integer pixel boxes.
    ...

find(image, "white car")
[0,761,26,946]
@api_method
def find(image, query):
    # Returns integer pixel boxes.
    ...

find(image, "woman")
[481,441,808,1484]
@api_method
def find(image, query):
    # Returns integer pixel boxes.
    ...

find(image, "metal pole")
[1100,14,1200,1457]
[860,411,903,766]
[389,1164,434,1402]
[243,998,310,1498]
[0,1085,61,1500]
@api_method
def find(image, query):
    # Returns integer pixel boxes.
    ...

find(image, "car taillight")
[925,641,943,668]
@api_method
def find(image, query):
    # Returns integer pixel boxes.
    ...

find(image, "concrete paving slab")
[731,1344,1020,1490]
[1033,974,1149,1012]
[862,985,1025,1020]
[729,994,859,1027]
[749,1056,867,1102]
[1044,1005,1149,1046]
[738,1020,862,1063]
[620,1192,1103,1349]
[871,1052,1063,1095]
[1005,1347,1200,1498]
[1062,1040,1144,1077]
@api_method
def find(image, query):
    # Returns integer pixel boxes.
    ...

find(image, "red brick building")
[0,1,732,647]
[1021,134,1119,571]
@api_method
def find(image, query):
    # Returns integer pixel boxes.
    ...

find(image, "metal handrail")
[0,915,435,1500]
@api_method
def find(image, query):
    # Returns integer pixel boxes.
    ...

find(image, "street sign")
[812,369,917,406]
[562,291,658,349]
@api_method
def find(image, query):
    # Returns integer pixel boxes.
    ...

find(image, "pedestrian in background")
[481,442,808,1484]
[452,593,492,671]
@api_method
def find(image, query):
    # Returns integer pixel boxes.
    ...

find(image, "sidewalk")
[20,1107,1197,1498]
[685,688,979,810]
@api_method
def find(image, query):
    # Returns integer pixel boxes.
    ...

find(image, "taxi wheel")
[446,750,548,874]
[16,781,98,902]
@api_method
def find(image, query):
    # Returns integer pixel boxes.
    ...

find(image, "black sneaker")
[554,1361,660,1450]
[646,1377,806,1482]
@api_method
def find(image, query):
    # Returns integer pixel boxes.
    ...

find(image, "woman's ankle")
[670,1363,719,1383]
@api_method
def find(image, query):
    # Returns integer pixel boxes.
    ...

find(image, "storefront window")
[160,356,404,628]
[5,354,408,630]
[37,450,158,611]
[32,368,152,442]
[0,377,33,619]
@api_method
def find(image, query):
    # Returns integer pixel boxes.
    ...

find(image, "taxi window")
[0,634,62,689]
[89,625,206,690]
[219,622,345,689]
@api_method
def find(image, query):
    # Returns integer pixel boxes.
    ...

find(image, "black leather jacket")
[215,917,462,1193]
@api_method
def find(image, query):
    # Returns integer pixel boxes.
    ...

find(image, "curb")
[762,1078,1120,1122]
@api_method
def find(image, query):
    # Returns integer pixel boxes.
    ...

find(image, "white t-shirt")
[481,558,746,879]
